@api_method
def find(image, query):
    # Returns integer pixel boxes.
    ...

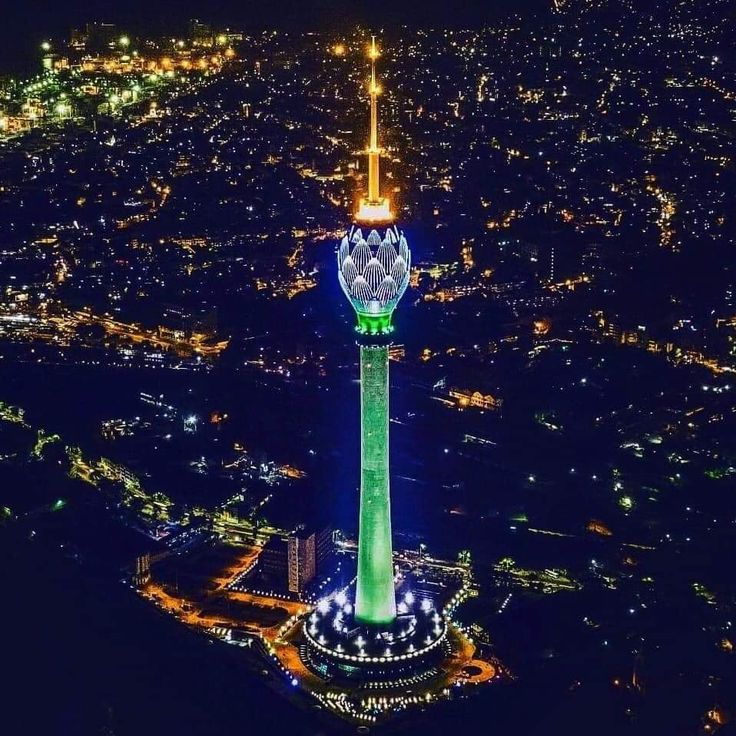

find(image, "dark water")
[0,527,335,736]
[0,530,594,736]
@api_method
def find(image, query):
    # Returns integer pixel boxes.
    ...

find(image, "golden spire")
[356,36,393,224]
[368,36,380,201]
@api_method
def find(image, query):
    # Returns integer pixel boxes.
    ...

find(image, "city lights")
[1,5,734,733]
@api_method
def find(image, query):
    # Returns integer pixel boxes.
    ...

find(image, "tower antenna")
[357,36,392,223]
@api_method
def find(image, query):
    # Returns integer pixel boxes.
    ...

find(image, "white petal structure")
[338,226,411,319]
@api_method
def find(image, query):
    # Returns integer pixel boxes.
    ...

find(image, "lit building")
[133,552,151,586]
[288,527,316,594]
[189,19,214,47]
[449,388,503,411]
[257,526,335,595]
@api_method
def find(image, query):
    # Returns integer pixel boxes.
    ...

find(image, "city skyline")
[0,0,551,74]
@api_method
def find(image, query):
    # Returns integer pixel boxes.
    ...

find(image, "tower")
[301,38,448,685]
[337,37,411,626]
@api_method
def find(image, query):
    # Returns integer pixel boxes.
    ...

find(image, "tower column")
[355,343,396,625]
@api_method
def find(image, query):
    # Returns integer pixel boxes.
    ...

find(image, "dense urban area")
[1,1,735,734]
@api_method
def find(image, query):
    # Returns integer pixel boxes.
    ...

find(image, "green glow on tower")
[355,344,396,624]
[337,225,411,627]
[356,312,393,336]
[336,41,411,627]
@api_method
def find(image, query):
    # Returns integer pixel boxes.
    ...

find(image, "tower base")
[301,587,448,683]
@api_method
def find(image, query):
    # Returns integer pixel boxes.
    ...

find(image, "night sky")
[1,0,548,73]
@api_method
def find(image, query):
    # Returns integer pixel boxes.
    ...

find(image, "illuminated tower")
[337,38,411,626]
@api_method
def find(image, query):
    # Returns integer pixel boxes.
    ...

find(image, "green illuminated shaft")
[355,344,396,625]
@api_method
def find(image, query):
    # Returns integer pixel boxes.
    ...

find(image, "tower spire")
[368,36,380,202]
[357,36,393,224]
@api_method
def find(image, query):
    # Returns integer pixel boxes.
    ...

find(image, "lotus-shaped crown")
[337,226,411,334]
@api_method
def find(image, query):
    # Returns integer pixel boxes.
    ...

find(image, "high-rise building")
[189,19,214,48]
[337,38,411,626]
[259,535,289,583]
[258,526,334,595]
[133,552,151,586]
[314,525,337,573]
[288,527,316,594]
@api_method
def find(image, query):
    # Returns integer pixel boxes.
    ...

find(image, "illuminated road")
[142,545,307,635]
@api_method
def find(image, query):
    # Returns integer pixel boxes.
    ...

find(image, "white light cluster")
[303,617,447,664]
[337,226,411,316]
